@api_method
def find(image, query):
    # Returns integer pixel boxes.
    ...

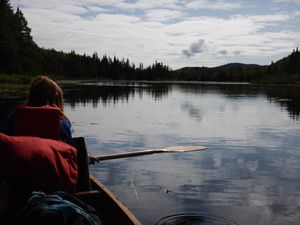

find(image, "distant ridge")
[214,63,264,69]
[176,63,264,72]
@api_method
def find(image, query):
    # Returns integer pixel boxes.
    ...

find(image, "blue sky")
[11,0,300,69]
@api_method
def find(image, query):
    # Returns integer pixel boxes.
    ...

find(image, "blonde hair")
[27,76,64,110]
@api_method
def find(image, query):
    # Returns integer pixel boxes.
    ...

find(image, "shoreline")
[1,73,300,86]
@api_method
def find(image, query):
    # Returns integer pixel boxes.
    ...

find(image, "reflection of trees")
[64,82,300,120]
[63,82,171,108]
[264,85,300,120]
[175,83,264,97]
[176,83,300,120]
[1,82,299,127]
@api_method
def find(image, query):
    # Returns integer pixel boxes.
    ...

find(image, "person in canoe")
[1,75,97,189]
[2,75,72,140]
[0,75,78,190]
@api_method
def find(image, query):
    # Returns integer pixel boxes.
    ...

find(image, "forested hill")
[215,63,262,69]
[268,48,300,76]
[174,63,266,82]
[174,52,300,83]
[0,0,299,83]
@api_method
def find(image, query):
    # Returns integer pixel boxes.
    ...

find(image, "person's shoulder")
[60,117,72,126]
[59,116,72,140]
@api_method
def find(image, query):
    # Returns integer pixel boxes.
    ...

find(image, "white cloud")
[123,0,183,10]
[55,5,87,15]
[89,0,182,10]
[273,0,300,5]
[163,13,299,66]
[186,0,244,10]
[218,50,228,55]
[182,39,207,57]
[9,0,300,69]
[86,6,111,13]
[144,9,184,22]
[232,14,291,25]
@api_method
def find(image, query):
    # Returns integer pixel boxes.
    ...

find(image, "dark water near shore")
[1,81,300,225]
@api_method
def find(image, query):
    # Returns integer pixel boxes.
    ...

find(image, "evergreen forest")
[0,0,299,83]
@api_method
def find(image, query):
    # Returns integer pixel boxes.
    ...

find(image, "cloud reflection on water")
[1,82,300,225]
[56,82,300,224]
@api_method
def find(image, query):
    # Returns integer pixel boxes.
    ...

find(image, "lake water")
[1,81,300,225]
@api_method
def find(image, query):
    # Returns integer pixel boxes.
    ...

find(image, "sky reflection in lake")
[1,82,300,225]
[61,82,300,225]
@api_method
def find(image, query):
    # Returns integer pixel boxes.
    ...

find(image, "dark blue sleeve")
[60,118,72,140]
[2,111,15,135]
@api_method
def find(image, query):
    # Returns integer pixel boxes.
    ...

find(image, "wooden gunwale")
[75,175,142,225]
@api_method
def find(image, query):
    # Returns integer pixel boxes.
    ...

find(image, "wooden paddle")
[94,146,207,162]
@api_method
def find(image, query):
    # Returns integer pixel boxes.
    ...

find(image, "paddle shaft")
[95,146,207,161]
[96,149,167,161]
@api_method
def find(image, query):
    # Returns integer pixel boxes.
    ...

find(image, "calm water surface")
[1,81,300,225]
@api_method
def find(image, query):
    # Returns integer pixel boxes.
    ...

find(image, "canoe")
[75,175,141,225]
[0,137,141,225]
[69,137,141,224]
[0,176,141,225]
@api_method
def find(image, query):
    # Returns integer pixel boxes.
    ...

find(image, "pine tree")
[0,0,39,73]
[0,0,20,72]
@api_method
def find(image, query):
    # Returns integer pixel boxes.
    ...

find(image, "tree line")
[0,0,171,80]
[0,0,299,83]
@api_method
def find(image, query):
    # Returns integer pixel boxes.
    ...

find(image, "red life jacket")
[13,104,61,140]
[0,133,78,190]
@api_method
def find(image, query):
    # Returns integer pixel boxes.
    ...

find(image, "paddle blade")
[164,146,207,152]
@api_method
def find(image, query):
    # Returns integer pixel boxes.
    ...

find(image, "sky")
[10,0,300,69]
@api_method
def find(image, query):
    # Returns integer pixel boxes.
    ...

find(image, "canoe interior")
[0,137,141,225]
[76,175,141,225]
[0,176,141,225]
